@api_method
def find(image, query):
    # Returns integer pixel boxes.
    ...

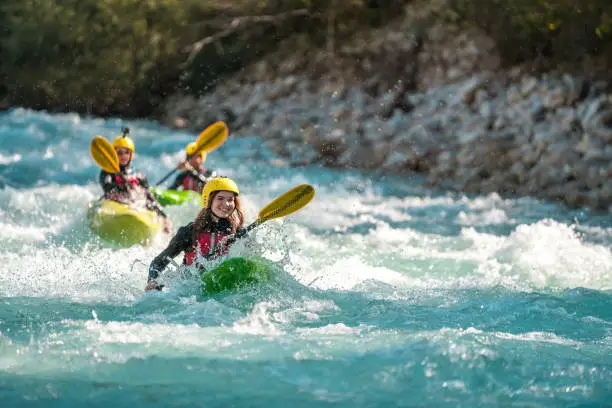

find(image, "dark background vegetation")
[1,0,611,118]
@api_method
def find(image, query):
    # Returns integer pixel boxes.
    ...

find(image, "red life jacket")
[184,230,233,265]
[181,174,202,193]
[114,174,140,187]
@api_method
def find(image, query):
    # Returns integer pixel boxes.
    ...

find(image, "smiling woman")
[146,180,316,292]
[146,176,246,291]
[211,190,238,219]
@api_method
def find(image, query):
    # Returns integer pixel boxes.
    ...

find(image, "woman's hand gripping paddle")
[90,136,120,174]
[154,121,228,187]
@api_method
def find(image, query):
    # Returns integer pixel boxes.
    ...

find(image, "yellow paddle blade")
[193,121,228,155]
[257,184,315,223]
[90,136,120,173]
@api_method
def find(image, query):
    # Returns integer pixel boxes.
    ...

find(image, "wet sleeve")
[148,224,193,280]
[99,170,117,195]
[235,227,248,239]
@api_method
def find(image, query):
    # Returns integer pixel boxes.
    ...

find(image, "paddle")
[245,184,316,232]
[154,121,229,186]
[211,183,316,256]
[89,135,125,201]
[90,136,120,174]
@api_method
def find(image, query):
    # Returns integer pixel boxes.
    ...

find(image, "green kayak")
[200,257,273,295]
[151,187,200,206]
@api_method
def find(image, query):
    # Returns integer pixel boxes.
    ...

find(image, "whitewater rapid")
[0,108,610,407]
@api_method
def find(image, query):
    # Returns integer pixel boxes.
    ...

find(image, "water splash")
[1,108,611,406]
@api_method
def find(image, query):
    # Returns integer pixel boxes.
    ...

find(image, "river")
[1,108,611,407]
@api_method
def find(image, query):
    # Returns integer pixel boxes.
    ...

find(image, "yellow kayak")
[87,199,162,247]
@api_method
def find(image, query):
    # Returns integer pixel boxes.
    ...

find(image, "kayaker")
[145,176,245,291]
[168,142,216,193]
[99,127,172,233]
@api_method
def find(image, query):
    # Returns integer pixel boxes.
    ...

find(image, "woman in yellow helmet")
[146,176,245,291]
[99,127,172,233]
[168,141,216,193]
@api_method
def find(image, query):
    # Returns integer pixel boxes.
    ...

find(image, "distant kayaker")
[146,176,245,291]
[99,127,172,233]
[168,141,216,193]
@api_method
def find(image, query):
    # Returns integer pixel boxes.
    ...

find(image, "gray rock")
[162,54,612,213]
[599,180,612,207]
[383,150,410,169]
[562,74,585,105]
[506,85,522,104]
[542,86,566,109]
[459,75,491,105]
[533,126,568,144]
[583,148,610,162]
[588,109,612,142]
[479,101,494,118]
[521,76,538,96]
[557,108,581,132]
[579,96,608,127]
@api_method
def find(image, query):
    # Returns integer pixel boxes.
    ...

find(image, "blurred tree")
[445,0,612,67]
[0,0,411,115]
[0,0,188,116]
[3,0,610,117]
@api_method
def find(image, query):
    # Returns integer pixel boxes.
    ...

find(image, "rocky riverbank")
[163,23,612,212]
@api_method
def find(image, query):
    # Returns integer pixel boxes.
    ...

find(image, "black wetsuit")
[148,219,246,281]
[99,165,166,217]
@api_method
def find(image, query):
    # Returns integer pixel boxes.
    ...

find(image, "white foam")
[0,222,51,241]
[307,256,410,291]
[0,153,21,164]
[296,323,370,336]
[499,219,612,290]
[232,301,284,335]
[456,208,510,225]
[1,110,611,310]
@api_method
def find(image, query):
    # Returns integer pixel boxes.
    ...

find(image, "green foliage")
[7,0,610,117]
[446,0,612,65]
[0,0,188,115]
[0,0,411,116]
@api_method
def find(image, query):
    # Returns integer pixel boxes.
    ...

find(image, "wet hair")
[192,190,244,243]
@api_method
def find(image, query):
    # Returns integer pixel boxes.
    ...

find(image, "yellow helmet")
[112,127,135,153]
[202,177,239,208]
[185,142,207,161]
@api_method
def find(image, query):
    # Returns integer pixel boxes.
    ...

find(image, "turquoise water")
[0,108,611,407]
